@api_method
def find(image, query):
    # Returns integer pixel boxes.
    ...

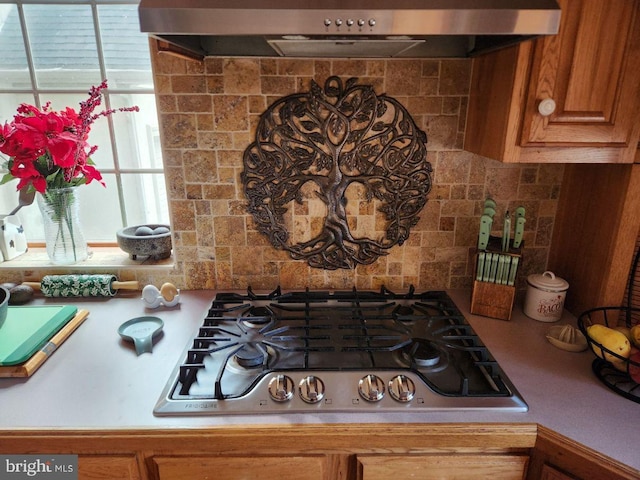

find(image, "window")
[0,0,167,243]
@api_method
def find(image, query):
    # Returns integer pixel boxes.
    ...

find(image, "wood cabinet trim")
[0,423,539,454]
[527,425,640,480]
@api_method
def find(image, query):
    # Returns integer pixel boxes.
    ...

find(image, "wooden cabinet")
[0,424,536,480]
[0,424,637,480]
[465,0,640,164]
[78,455,141,480]
[548,163,640,314]
[153,455,326,480]
[357,454,529,480]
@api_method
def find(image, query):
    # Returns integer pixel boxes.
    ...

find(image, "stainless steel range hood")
[138,0,561,59]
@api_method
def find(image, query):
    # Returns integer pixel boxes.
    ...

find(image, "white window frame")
[0,0,166,244]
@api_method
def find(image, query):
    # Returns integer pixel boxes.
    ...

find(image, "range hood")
[138,0,561,59]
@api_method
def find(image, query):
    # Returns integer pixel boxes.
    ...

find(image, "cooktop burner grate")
[155,286,528,415]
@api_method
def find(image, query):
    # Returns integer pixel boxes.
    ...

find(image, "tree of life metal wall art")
[242,76,432,270]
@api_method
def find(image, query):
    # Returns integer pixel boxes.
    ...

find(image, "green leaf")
[0,172,17,186]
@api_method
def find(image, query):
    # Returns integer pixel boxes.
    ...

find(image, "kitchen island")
[0,289,638,479]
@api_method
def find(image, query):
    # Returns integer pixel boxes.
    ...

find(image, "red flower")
[0,80,138,193]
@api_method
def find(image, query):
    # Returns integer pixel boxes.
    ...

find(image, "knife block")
[470,236,523,321]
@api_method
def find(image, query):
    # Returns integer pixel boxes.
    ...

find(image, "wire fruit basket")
[577,306,640,404]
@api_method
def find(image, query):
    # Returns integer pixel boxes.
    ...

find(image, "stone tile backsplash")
[0,40,564,296]
[149,42,563,292]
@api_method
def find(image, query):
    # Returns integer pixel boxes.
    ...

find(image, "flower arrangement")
[0,79,139,193]
[0,80,138,264]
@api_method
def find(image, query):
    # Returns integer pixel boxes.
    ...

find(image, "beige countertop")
[0,289,638,472]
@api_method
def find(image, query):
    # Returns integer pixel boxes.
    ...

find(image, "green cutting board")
[0,305,78,366]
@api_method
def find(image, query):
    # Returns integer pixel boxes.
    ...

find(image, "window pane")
[98,4,153,89]
[111,93,161,169]
[23,4,101,89]
[0,5,32,89]
[0,92,37,124]
[78,174,124,242]
[122,173,170,226]
[4,183,170,243]
[0,180,118,243]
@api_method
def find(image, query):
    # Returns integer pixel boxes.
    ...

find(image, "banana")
[613,326,632,342]
[587,324,631,363]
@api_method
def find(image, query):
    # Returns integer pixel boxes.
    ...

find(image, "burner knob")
[268,375,295,402]
[358,374,385,402]
[389,375,416,403]
[299,376,325,404]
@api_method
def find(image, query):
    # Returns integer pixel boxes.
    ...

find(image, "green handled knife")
[482,253,492,282]
[476,252,485,281]
[484,198,497,210]
[489,253,499,282]
[513,206,526,249]
[501,210,511,252]
[496,254,505,285]
[483,205,496,218]
[508,257,519,286]
[478,214,492,250]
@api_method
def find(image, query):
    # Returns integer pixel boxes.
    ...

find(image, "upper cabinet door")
[521,0,639,146]
[465,0,640,163]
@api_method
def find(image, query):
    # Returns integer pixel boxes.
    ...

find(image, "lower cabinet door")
[153,455,325,480]
[540,464,579,480]
[357,454,529,480]
[78,455,141,480]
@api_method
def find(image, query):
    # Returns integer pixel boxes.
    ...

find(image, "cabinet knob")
[537,98,557,117]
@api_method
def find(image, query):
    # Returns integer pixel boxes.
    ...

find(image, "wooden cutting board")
[0,305,78,366]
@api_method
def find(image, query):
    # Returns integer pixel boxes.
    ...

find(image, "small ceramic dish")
[118,316,164,355]
[546,324,588,352]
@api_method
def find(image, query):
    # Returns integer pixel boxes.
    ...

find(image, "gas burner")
[392,305,415,321]
[398,338,448,373]
[241,305,275,328]
[229,344,277,374]
[234,343,268,368]
[406,338,440,366]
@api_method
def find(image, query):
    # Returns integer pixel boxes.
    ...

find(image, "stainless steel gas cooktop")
[154,286,527,415]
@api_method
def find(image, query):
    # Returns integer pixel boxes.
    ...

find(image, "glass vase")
[37,187,88,265]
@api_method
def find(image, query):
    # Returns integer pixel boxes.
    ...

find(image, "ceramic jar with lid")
[523,271,569,322]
